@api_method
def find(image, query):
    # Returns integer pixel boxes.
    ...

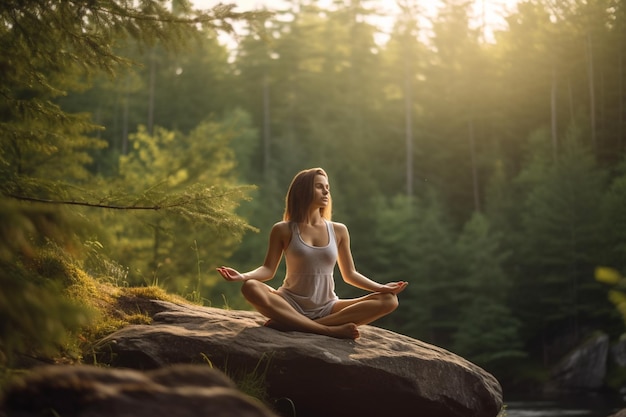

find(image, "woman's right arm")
[217,222,289,282]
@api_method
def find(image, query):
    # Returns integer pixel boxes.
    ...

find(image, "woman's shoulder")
[270,221,293,236]
[330,221,349,235]
[272,220,291,228]
[268,221,293,248]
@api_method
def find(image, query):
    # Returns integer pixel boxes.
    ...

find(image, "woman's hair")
[283,168,332,222]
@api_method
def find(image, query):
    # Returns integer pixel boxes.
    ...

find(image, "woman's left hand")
[379,281,408,295]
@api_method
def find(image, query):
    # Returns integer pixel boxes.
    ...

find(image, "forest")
[1,0,625,392]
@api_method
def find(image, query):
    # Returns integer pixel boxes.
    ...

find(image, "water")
[505,393,623,417]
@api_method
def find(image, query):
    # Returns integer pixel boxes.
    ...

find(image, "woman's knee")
[241,280,262,300]
[379,292,399,313]
[241,280,273,306]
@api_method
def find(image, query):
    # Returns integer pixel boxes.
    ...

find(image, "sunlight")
[192,0,521,46]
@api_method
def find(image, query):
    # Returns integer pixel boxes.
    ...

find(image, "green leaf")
[596,267,623,285]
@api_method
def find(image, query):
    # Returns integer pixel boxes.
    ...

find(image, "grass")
[75,283,194,354]
[0,246,272,408]
[201,352,272,405]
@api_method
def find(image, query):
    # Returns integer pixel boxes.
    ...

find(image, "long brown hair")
[283,168,332,222]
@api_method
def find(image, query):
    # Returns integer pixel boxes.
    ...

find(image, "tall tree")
[365,192,461,343]
[107,111,256,293]
[380,0,426,198]
[496,1,558,169]
[514,126,610,364]
[599,157,626,273]
[0,0,259,364]
[421,0,492,222]
[452,212,525,370]
[1,0,256,211]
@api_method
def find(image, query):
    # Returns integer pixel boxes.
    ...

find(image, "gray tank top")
[276,220,339,319]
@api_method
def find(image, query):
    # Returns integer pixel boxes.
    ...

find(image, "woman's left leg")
[315,292,398,326]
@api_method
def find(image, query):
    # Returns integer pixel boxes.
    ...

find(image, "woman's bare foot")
[264,320,359,339]
[264,319,292,332]
[326,323,360,339]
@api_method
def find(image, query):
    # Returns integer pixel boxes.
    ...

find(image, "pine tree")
[514,126,611,363]
[1,0,258,206]
[0,0,262,366]
[106,112,257,295]
[452,212,525,369]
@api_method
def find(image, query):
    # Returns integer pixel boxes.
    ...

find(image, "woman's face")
[312,174,330,209]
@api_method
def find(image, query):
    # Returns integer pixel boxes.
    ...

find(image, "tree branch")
[7,193,166,210]
[6,188,249,211]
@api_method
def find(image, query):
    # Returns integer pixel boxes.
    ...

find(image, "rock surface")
[549,332,609,391]
[1,364,278,417]
[611,334,626,367]
[93,300,502,417]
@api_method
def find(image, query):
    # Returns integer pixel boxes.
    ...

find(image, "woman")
[217,168,407,339]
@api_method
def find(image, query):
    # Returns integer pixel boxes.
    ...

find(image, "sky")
[193,0,522,45]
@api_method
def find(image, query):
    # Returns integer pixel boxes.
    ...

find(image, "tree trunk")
[568,77,575,123]
[152,220,161,279]
[122,76,130,155]
[468,119,480,212]
[617,36,626,152]
[551,65,558,160]
[586,33,597,148]
[404,35,414,198]
[147,48,156,136]
[263,72,271,178]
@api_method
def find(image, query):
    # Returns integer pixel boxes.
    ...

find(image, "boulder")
[549,332,609,391]
[611,334,626,368]
[1,363,278,417]
[92,300,502,417]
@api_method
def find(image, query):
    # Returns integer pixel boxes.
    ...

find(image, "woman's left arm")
[334,223,407,295]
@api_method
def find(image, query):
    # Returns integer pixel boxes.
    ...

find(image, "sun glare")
[193,0,521,46]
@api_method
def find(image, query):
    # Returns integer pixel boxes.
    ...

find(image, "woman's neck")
[303,210,323,225]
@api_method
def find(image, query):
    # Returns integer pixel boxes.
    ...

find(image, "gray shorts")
[277,290,337,320]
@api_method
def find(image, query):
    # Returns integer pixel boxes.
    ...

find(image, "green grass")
[1,246,271,407]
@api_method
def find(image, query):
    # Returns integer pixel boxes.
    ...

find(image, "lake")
[505,393,623,417]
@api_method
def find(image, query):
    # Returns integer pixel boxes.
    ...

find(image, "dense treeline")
[2,0,625,390]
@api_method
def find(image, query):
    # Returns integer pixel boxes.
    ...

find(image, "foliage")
[0,198,96,365]
[452,212,525,368]
[0,255,90,364]
[595,267,626,326]
[0,0,257,192]
[100,113,257,296]
[512,127,611,362]
[600,161,626,271]
[452,301,526,367]
[366,192,461,343]
[0,0,262,376]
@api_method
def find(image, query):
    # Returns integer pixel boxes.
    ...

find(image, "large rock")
[92,300,502,417]
[549,332,609,391]
[611,334,626,367]
[1,363,278,417]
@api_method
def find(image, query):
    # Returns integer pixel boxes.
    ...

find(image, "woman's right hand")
[216,266,246,282]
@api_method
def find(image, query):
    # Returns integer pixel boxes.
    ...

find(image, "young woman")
[217,168,408,339]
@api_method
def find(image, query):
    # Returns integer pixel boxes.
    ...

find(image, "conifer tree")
[452,212,525,369]
[0,0,262,366]
[1,0,258,207]
[106,111,257,296]
[513,126,612,363]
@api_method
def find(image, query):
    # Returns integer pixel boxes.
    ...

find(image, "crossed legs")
[240,280,398,339]
[317,292,399,326]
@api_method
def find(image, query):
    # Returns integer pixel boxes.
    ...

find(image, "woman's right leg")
[241,280,359,339]
[315,292,399,327]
